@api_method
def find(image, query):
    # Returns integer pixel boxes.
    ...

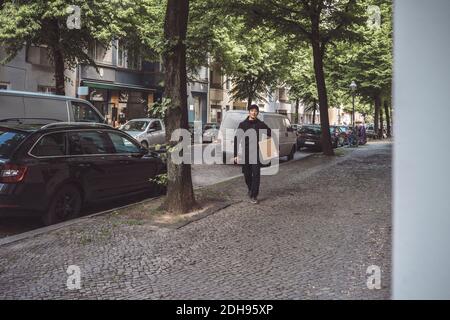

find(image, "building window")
[116,42,141,70]
[117,42,125,67]
[279,88,288,102]
[88,41,112,64]
[26,46,52,67]
[210,66,222,89]
[37,85,56,94]
[128,48,141,70]
[96,43,110,63]
[0,82,10,90]
[193,96,202,121]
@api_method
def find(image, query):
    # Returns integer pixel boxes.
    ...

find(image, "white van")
[0,90,105,123]
[216,110,297,163]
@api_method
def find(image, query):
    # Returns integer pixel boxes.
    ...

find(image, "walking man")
[233,104,271,204]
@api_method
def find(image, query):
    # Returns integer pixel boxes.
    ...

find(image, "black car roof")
[0,122,116,134]
[0,123,46,132]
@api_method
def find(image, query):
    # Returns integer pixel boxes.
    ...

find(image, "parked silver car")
[366,124,376,138]
[120,118,165,148]
[202,123,219,143]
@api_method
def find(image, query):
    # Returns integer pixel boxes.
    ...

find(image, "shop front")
[82,81,155,127]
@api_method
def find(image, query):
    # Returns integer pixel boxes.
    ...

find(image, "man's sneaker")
[250,198,258,204]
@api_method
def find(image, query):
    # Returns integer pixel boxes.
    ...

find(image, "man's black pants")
[242,164,261,199]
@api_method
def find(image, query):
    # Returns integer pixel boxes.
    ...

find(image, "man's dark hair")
[248,104,259,112]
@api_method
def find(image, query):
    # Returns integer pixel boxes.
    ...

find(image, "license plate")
[305,141,315,145]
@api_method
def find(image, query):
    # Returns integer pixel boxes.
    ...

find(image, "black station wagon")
[0,121,166,225]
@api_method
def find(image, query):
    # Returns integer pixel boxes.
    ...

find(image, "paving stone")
[0,142,391,300]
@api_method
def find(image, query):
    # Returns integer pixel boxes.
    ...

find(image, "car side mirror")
[140,146,149,154]
[147,128,156,133]
[131,146,148,158]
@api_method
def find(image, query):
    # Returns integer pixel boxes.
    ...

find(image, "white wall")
[393,0,450,299]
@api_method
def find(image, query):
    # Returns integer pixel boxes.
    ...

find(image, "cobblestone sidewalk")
[0,142,392,299]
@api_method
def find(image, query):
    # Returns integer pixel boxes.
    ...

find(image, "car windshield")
[299,126,321,134]
[122,121,149,132]
[0,128,28,159]
[204,124,217,130]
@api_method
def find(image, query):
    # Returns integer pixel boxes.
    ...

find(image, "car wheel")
[141,141,149,149]
[287,145,295,161]
[42,185,82,226]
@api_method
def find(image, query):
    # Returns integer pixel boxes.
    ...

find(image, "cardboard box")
[259,138,279,161]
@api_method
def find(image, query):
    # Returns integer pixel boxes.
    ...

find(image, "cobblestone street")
[0,142,392,299]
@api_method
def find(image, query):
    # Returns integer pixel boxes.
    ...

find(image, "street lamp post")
[349,81,357,128]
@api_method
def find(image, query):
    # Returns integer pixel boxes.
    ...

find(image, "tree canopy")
[209,18,292,106]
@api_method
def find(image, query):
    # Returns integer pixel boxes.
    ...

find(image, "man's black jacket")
[233,117,271,164]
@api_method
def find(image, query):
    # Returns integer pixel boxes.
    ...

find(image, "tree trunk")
[294,98,299,123]
[52,48,65,96]
[374,94,381,139]
[384,99,391,137]
[379,99,384,139]
[163,0,196,214]
[247,96,252,109]
[311,21,333,155]
[312,104,316,125]
[50,19,65,96]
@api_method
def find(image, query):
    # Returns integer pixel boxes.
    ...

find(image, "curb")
[151,200,239,230]
[0,195,162,247]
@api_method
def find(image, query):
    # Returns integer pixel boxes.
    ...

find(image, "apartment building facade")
[0,42,212,128]
[207,63,300,124]
[0,46,64,94]
[1,46,363,128]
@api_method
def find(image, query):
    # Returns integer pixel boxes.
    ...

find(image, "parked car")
[0,121,166,225]
[215,110,297,162]
[202,123,219,143]
[332,125,349,146]
[290,124,302,138]
[0,90,105,123]
[366,124,376,138]
[297,124,339,150]
[291,124,302,132]
[120,118,165,149]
